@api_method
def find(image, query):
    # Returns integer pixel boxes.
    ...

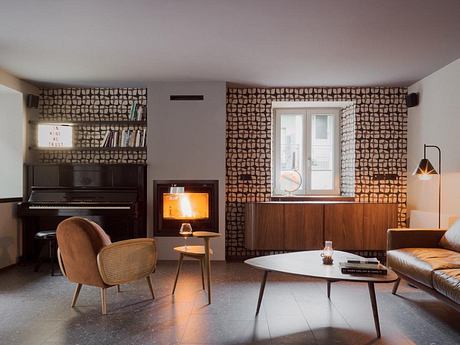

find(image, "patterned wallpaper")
[226,87,407,259]
[340,104,356,196]
[37,88,147,164]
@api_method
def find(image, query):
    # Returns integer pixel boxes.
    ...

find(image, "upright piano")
[18,164,147,260]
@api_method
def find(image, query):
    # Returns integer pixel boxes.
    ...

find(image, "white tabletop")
[245,250,398,283]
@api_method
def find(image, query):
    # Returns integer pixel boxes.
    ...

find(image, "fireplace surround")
[153,180,219,236]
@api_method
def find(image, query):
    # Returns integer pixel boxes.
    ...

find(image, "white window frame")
[273,107,340,196]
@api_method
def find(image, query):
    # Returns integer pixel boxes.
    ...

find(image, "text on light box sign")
[37,124,73,148]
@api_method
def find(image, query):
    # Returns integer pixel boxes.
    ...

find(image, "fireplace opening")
[153,180,218,236]
[163,192,209,220]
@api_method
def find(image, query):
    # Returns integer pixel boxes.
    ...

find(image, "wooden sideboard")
[245,202,398,251]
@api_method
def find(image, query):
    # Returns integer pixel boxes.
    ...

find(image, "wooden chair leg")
[117,285,121,293]
[146,275,155,299]
[101,288,107,315]
[71,283,82,307]
[200,258,205,290]
[172,253,184,294]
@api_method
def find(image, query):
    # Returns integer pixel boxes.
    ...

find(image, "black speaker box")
[406,93,419,108]
[26,94,39,108]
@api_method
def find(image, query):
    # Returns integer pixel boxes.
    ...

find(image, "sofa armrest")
[387,228,447,250]
[97,238,157,285]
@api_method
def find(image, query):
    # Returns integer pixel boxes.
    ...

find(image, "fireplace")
[153,180,219,236]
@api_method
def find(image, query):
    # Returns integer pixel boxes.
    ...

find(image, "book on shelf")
[100,130,111,147]
[100,128,146,148]
[339,262,387,275]
[137,105,143,121]
[128,101,137,121]
[141,129,146,147]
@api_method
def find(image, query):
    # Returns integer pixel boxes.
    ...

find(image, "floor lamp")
[413,144,442,228]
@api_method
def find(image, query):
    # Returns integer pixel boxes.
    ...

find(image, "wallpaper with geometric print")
[226,87,407,260]
[37,88,147,164]
[340,104,356,197]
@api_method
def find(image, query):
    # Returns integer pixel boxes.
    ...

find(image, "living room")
[1,1,459,344]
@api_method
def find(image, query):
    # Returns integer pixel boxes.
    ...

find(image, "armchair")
[56,217,157,314]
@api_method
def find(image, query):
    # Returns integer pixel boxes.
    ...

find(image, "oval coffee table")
[245,250,398,338]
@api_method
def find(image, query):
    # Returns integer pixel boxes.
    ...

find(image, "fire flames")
[163,193,209,220]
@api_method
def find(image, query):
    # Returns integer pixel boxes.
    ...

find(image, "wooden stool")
[172,245,213,293]
[172,231,221,304]
[34,230,59,276]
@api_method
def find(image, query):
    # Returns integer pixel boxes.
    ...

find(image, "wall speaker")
[26,94,39,108]
[406,93,419,108]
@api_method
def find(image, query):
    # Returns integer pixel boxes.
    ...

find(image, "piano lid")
[27,187,137,204]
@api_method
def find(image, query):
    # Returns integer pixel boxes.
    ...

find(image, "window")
[273,108,340,195]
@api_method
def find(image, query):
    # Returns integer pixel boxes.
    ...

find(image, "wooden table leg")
[256,270,269,315]
[172,253,184,294]
[327,280,332,299]
[200,258,205,290]
[204,238,212,304]
[368,282,381,338]
[392,277,401,295]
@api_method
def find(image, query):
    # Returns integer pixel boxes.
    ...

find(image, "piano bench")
[34,230,60,276]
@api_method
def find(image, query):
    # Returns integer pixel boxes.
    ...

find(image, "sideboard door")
[245,203,284,250]
[363,203,398,250]
[284,204,323,250]
[324,204,364,250]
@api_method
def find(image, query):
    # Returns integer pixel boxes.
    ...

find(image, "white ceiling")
[1,0,459,87]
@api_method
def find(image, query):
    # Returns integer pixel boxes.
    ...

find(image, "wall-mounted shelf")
[29,120,147,126]
[29,146,146,151]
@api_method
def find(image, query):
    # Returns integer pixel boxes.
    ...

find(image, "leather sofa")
[387,221,460,311]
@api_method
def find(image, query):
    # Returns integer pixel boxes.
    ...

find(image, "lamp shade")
[413,158,438,180]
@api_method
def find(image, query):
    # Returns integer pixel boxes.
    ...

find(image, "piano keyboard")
[29,205,131,210]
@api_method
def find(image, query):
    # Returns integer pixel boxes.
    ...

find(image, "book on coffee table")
[346,257,380,265]
[340,262,388,275]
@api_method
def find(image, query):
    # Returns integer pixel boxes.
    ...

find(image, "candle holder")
[321,240,334,265]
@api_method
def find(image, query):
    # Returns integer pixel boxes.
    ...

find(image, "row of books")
[340,258,387,275]
[100,129,146,148]
[128,101,144,121]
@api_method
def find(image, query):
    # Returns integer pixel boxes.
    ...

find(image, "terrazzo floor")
[1,261,459,345]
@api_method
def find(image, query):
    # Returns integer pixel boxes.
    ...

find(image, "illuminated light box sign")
[37,124,73,148]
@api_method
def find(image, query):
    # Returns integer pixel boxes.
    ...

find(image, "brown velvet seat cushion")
[439,219,460,252]
[57,217,112,288]
[432,269,460,305]
[387,248,460,287]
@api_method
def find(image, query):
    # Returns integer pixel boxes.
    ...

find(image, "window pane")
[279,114,303,192]
[311,114,334,190]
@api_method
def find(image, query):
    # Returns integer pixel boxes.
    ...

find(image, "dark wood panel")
[245,203,284,250]
[324,204,364,250]
[284,204,323,250]
[363,203,398,250]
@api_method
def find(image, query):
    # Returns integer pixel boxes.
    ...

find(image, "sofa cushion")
[432,269,460,305]
[387,248,460,287]
[439,219,460,252]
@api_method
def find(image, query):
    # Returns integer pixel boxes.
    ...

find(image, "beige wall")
[407,59,460,227]
[146,82,226,260]
[0,68,39,268]
[0,203,21,268]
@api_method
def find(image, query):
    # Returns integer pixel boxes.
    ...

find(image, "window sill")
[270,195,355,202]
